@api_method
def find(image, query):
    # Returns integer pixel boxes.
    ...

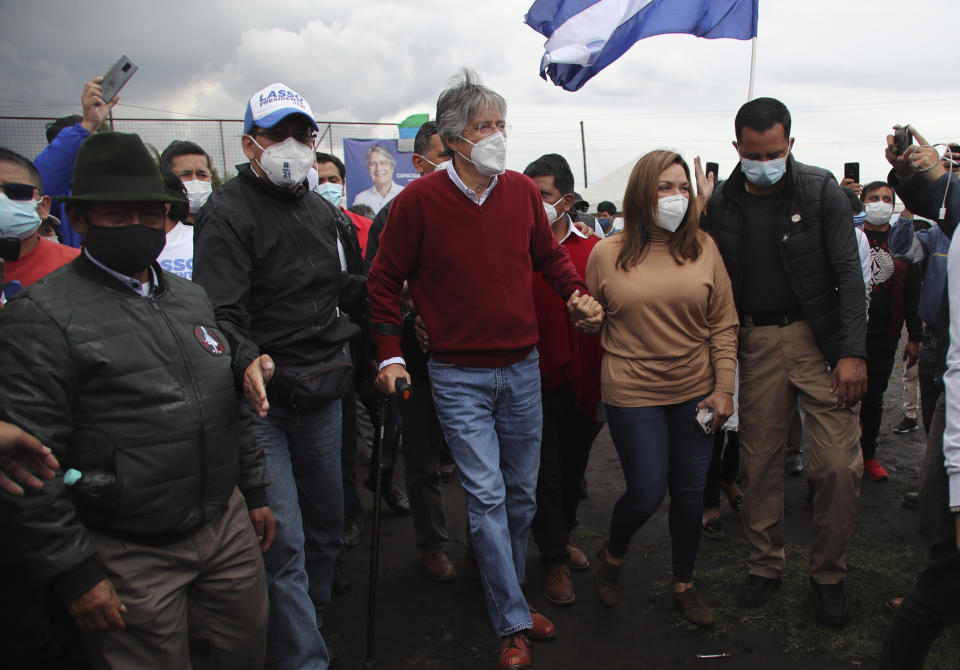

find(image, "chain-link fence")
[0,117,400,182]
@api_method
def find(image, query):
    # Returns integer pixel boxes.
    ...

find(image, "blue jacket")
[889,217,950,330]
[33,123,90,248]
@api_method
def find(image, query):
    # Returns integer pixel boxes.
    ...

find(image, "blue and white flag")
[525,0,759,91]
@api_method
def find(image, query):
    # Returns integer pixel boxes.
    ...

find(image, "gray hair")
[436,69,507,148]
[365,144,396,167]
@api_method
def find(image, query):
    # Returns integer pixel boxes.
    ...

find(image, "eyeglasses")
[253,128,318,144]
[465,121,511,136]
[1,182,37,201]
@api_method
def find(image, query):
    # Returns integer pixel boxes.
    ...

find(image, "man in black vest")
[702,97,867,627]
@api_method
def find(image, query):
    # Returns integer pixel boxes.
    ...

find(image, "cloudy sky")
[2,0,959,203]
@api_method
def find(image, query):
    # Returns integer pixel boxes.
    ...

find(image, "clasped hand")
[566,290,604,334]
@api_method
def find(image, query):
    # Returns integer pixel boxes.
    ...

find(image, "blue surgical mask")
[740,156,788,187]
[0,193,41,239]
[314,181,344,208]
[597,216,612,232]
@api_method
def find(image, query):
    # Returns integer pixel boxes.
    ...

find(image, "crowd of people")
[0,68,958,670]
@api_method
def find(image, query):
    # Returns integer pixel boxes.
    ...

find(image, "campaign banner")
[343,138,419,214]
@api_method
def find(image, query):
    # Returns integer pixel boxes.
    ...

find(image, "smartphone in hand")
[844,162,860,183]
[100,55,138,103]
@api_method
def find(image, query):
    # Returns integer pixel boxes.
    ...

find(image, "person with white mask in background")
[858,181,922,482]
[193,82,363,670]
[159,140,215,224]
[0,148,78,298]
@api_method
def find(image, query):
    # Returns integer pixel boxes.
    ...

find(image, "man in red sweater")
[368,70,602,670]
[523,154,603,609]
[0,149,79,298]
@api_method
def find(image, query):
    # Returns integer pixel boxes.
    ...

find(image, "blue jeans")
[428,349,542,637]
[605,397,713,582]
[247,399,343,670]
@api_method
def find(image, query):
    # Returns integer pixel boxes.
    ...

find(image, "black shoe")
[701,517,724,540]
[811,580,850,626]
[736,574,782,608]
[332,558,352,596]
[893,416,919,434]
[383,482,411,515]
[343,515,363,547]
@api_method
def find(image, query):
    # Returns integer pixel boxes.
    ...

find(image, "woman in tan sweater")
[585,150,739,628]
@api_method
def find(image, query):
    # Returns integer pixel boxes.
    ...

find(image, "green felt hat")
[55,132,186,204]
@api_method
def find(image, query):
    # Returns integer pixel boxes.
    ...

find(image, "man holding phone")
[34,75,119,247]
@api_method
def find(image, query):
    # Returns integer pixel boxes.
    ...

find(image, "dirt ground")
[326,354,960,670]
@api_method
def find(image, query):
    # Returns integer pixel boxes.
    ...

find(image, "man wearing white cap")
[194,82,363,670]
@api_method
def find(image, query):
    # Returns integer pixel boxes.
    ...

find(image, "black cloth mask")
[84,224,165,276]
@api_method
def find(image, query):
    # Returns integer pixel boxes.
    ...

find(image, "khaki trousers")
[739,319,863,584]
[85,488,268,669]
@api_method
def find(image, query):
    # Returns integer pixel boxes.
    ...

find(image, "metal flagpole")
[747,36,758,100]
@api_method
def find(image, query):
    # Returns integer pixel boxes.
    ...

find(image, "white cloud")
[2,0,960,199]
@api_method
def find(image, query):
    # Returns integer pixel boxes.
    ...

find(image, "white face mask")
[543,196,565,223]
[182,179,213,214]
[458,132,507,176]
[418,156,449,174]
[655,194,689,233]
[250,136,315,189]
[864,201,893,225]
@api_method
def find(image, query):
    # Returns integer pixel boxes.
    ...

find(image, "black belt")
[748,311,805,327]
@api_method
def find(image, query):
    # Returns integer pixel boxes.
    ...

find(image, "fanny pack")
[269,345,354,409]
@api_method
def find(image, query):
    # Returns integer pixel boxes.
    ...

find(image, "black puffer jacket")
[0,255,268,599]
[193,165,361,387]
[702,156,867,365]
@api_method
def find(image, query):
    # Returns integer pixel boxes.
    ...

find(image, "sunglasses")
[253,128,318,144]
[1,182,37,201]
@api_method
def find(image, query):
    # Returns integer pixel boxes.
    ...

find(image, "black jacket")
[0,254,268,600]
[193,164,361,385]
[702,156,867,365]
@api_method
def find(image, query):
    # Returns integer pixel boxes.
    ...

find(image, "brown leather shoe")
[526,604,557,641]
[422,550,456,582]
[498,634,531,669]
[594,541,621,608]
[567,542,590,571]
[674,586,715,628]
[544,564,575,605]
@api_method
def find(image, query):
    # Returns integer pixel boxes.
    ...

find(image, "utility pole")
[580,121,588,188]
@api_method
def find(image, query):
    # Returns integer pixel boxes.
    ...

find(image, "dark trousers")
[703,429,740,510]
[531,384,602,566]
[341,392,364,521]
[861,336,898,460]
[917,357,940,433]
[0,529,89,670]
[401,372,449,552]
[605,397,713,581]
[880,395,960,669]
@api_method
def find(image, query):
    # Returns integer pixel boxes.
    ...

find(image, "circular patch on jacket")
[194,325,225,356]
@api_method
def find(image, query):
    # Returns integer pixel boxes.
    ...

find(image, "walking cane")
[362,377,411,670]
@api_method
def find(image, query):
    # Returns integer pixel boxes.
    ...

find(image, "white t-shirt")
[157,222,194,280]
